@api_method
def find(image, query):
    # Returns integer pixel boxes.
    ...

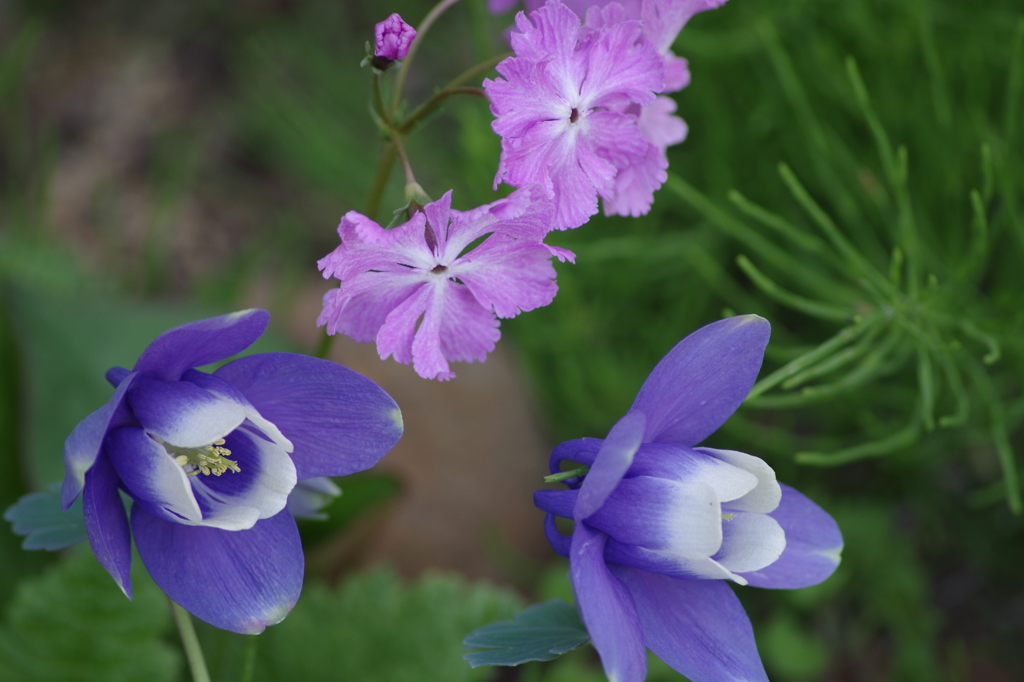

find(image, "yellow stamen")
[164,441,241,477]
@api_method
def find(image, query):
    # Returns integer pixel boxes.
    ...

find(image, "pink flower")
[487,0,725,219]
[374,13,416,62]
[492,0,726,85]
[484,1,665,229]
[317,188,571,381]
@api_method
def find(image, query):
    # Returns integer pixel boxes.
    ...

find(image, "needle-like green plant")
[667,20,1024,513]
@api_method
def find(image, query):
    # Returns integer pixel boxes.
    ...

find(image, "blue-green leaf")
[463,599,591,668]
[3,484,86,551]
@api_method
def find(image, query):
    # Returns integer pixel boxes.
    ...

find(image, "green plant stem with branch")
[314,0,504,361]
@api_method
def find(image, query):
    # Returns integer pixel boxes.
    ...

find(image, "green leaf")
[3,483,86,551]
[0,550,180,682]
[463,600,590,668]
[252,567,522,682]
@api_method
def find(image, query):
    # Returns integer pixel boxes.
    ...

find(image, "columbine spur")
[535,315,843,682]
[61,309,403,633]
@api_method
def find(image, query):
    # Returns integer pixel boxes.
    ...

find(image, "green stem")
[170,599,212,682]
[364,142,398,221]
[372,72,389,126]
[240,634,258,682]
[445,51,511,89]
[544,465,590,483]
[391,0,463,117]
[388,132,417,187]
[397,86,487,135]
[314,328,333,360]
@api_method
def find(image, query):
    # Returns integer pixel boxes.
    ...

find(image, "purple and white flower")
[484,0,665,229]
[317,186,571,381]
[61,309,403,634]
[535,315,843,682]
[374,13,416,63]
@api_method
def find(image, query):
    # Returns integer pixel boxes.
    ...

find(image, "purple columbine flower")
[317,186,571,381]
[484,0,665,229]
[61,309,403,634]
[535,315,843,682]
[374,13,416,62]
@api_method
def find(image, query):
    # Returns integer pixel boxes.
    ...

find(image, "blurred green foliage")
[251,568,522,682]
[2,0,1023,679]
[0,549,181,682]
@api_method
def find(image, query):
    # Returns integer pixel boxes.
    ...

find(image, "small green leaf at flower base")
[462,599,591,668]
[3,483,86,551]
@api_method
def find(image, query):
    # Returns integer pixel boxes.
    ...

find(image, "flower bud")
[374,13,415,64]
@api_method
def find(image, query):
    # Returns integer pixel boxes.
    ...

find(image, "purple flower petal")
[188,424,297,530]
[127,375,245,448]
[712,512,785,574]
[318,271,422,341]
[575,411,647,520]
[451,184,553,244]
[549,437,602,477]
[62,372,137,509]
[544,513,571,557]
[534,488,578,518]
[585,476,722,558]
[738,484,843,589]
[106,426,203,524]
[639,96,688,149]
[602,142,666,218]
[641,0,726,55]
[570,523,647,682]
[631,315,769,446]
[106,366,131,388]
[133,309,269,381]
[214,353,403,480]
[82,454,133,598]
[612,566,770,682]
[131,506,304,634]
[286,477,341,520]
[697,447,781,513]
[432,285,502,379]
[623,443,759,503]
[456,236,559,319]
[375,282,436,372]
[183,369,293,453]
[604,539,740,582]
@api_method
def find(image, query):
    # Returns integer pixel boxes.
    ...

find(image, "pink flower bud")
[374,13,416,61]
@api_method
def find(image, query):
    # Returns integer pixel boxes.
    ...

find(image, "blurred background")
[1,0,1022,680]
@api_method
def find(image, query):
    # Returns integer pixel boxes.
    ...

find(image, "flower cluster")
[484,0,723,227]
[320,1,724,379]
[535,316,843,682]
[61,310,403,633]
